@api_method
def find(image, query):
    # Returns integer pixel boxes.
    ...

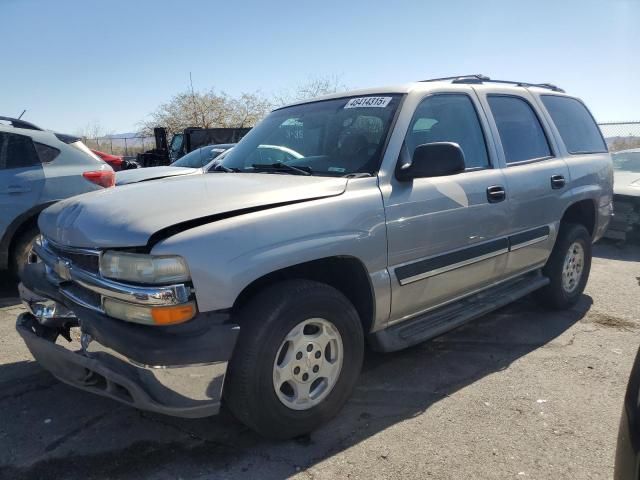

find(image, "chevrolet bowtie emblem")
[54,258,72,281]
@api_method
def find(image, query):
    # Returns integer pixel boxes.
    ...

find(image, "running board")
[369,271,549,352]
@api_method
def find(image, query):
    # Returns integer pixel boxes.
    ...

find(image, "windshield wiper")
[343,172,372,178]
[252,162,312,176]
[212,163,240,172]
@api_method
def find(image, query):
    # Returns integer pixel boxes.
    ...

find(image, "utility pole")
[189,72,199,127]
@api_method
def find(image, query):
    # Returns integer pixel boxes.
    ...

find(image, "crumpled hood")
[115,166,198,186]
[614,170,640,197]
[40,173,347,248]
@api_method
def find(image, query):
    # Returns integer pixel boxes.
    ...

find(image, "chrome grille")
[60,283,103,312]
[46,241,100,274]
[35,236,192,312]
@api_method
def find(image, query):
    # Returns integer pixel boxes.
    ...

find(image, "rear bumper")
[17,263,239,418]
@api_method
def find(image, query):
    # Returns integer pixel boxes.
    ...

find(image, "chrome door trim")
[397,248,508,285]
[510,235,549,251]
[394,224,551,286]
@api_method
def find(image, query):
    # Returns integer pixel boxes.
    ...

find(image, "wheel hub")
[290,341,323,383]
[562,241,584,293]
[273,318,343,410]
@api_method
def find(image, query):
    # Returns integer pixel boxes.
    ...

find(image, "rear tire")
[224,280,364,439]
[11,225,40,281]
[535,223,592,309]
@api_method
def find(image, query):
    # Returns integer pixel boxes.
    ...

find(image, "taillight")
[83,170,115,188]
[107,158,123,171]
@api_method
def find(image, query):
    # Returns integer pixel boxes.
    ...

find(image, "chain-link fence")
[598,121,640,152]
[83,122,639,158]
[82,135,156,157]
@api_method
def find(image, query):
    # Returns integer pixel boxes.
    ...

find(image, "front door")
[0,132,45,238]
[383,91,511,324]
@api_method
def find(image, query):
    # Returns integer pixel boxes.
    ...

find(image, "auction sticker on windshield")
[344,97,392,109]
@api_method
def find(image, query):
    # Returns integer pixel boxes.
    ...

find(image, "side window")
[0,132,40,170]
[34,142,61,163]
[540,95,607,154]
[487,96,551,164]
[406,94,489,169]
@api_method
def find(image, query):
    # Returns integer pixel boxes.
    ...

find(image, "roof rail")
[419,74,565,93]
[0,116,43,131]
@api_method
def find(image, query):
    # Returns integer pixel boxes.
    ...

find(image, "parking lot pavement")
[0,242,638,480]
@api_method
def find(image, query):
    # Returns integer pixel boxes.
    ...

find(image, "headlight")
[100,251,190,284]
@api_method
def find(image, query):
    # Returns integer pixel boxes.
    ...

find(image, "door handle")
[6,185,30,194]
[550,175,566,189]
[487,185,506,203]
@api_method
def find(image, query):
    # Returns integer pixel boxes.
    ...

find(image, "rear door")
[384,90,511,324]
[475,87,569,276]
[0,132,45,237]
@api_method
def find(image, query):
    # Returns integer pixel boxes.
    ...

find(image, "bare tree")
[139,75,348,136]
[272,74,349,107]
[74,120,117,152]
[139,89,272,136]
[75,120,107,140]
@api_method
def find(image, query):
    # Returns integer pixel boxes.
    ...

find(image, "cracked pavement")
[0,241,638,479]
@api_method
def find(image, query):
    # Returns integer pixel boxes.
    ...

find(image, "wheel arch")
[232,255,376,334]
[0,202,54,270]
[560,199,597,237]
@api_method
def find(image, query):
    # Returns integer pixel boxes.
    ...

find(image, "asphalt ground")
[0,241,638,480]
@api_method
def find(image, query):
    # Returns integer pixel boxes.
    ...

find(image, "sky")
[1,0,638,134]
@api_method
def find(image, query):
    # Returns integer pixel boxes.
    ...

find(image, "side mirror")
[396,142,466,181]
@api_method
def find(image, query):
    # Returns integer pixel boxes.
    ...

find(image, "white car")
[605,148,640,241]
[115,144,303,185]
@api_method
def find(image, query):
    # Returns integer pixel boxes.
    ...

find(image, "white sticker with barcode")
[344,96,392,109]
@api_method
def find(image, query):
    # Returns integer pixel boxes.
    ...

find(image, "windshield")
[204,148,233,171]
[170,134,183,154]
[613,151,640,172]
[172,145,230,168]
[219,95,402,176]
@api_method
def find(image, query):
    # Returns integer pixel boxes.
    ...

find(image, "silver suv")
[0,117,114,279]
[16,76,613,439]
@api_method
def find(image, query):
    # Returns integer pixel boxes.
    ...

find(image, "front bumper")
[17,264,239,418]
[604,194,640,242]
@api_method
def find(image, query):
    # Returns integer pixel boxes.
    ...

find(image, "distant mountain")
[105,132,140,139]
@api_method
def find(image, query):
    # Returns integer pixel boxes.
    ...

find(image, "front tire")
[11,226,40,281]
[224,280,364,439]
[536,223,592,309]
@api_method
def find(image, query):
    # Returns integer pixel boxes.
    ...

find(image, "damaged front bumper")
[604,193,640,242]
[17,264,239,418]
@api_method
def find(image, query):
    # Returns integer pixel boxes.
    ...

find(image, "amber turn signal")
[151,303,197,325]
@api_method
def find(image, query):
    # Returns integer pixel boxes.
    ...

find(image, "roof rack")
[419,74,565,93]
[0,116,43,131]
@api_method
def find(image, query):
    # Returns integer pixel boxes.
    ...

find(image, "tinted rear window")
[0,132,40,169]
[541,96,607,154]
[34,142,60,163]
[487,95,551,164]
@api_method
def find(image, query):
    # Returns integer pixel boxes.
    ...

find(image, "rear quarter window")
[34,142,60,163]
[540,95,607,154]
